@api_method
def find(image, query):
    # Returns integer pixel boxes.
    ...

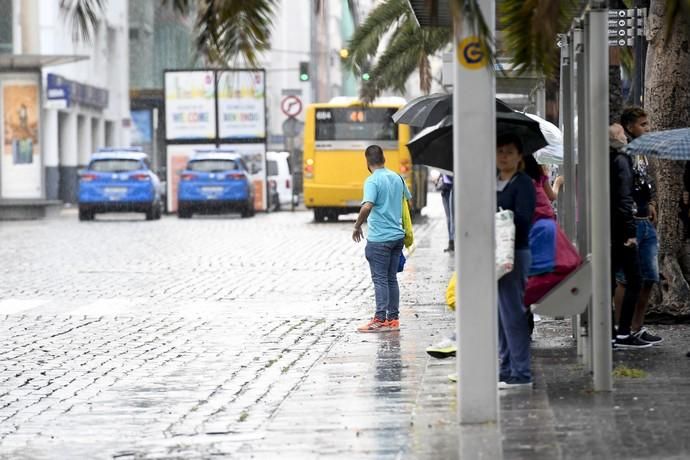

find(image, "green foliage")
[195,0,278,67]
[346,0,451,102]
[613,365,648,378]
[499,0,580,78]
[60,0,106,43]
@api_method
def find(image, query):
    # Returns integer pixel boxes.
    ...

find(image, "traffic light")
[299,61,310,81]
[361,62,371,81]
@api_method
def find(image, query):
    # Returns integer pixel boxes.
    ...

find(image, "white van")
[266,151,294,210]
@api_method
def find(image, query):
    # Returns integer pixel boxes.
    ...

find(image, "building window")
[0,0,12,54]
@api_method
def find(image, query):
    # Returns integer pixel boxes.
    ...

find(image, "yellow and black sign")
[457,36,488,70]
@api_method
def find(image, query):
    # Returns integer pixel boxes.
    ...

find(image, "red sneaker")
[387,319,400,331]
[357,318,389,333]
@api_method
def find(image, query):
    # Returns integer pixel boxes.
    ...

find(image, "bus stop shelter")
[408,0,613,425]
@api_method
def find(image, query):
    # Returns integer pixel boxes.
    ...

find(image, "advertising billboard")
[164,71,216,140]
[1,76,42,198]
[217,71,266,140]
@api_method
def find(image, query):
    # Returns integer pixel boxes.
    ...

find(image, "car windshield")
[188,159,239,172]
[89,159,141,172]
[267,160,278,176]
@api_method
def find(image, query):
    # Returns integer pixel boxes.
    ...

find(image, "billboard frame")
[163,68,268,212]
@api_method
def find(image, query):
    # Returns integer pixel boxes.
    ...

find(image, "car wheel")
[241,203,255,218]
[314,209,325,222]
[78,208,94,221]
[154,201,163,220]
[178,206,192,219]
[145,205,157,221]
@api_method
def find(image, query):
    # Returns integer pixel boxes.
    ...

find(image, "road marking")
[70,298,134,316]
[0,298,49,314]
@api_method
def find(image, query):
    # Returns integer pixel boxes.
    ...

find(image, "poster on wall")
[166,143,267,213]
[217,71,266,140]
[164,71,216,140]
[3,82,39,165]
[1,77,42,199]
[130,109,153,154]
[166,144,209,212]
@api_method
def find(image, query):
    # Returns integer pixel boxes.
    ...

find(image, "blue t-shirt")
[362,168,412,243]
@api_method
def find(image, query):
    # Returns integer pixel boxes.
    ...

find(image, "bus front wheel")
[314,209,326,222]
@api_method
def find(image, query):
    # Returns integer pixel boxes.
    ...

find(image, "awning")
[0,54,88,70]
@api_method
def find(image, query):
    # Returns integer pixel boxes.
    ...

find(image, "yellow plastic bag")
[446,272,456,311]
[402,199,414,248]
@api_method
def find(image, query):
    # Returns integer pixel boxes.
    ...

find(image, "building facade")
[0,0,130,207]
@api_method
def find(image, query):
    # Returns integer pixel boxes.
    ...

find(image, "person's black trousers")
[611,241,642,336]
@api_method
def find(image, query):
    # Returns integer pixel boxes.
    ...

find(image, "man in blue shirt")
[352,145,411,332]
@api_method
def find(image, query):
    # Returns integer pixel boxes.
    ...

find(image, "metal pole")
[454,0,498,424]
[632,2,643,106]
[588,5,613,392]
[575,22,592,370]
[560,34,576,242]
[560,33,579,339]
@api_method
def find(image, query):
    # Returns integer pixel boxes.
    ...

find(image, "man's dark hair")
[496,132,524,154]
[365,145,385,165]
[620,106,647,129]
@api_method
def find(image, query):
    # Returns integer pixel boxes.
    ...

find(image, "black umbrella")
[406,110,547,171]
[393,94,515,128]
[392,93,450,128]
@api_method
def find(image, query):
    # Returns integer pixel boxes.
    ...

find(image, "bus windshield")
[315,107,398,141]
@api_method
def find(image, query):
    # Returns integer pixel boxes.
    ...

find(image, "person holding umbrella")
[614,107,663,345]
[495,133,536,389]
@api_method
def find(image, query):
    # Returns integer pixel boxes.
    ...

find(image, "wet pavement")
[1,195,690,459]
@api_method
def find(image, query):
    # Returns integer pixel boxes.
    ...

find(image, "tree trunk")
[644,0,690,317]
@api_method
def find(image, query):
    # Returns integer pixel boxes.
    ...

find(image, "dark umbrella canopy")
[406,110,547,171]
[392,93,450,128]
[393,93,515,128]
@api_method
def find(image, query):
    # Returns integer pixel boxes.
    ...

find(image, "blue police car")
[177,151,255,218]
[78,148,163,221]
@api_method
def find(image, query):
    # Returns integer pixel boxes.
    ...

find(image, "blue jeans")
[616,218,659,284]
[441,188,454,241]
[365,238,404,321]
[498,248,532,381]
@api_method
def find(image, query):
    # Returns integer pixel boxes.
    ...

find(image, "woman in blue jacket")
[496,133,536,389]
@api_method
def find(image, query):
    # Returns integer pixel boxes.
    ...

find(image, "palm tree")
[60,0,278,67]
[343,0,451,101]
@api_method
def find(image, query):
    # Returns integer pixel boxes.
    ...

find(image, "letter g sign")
[457,36,488,70]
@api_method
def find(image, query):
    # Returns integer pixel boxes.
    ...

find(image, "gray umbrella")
[391,93,450,128]
[393,94,515,128]
[623,128,690,160]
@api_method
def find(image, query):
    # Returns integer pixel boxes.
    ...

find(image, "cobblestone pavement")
[2,196,690,459]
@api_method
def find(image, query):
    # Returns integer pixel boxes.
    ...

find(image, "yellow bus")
[303,97,427,222]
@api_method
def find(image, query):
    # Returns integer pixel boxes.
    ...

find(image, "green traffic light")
[362,73,370,81]
[300,74,309,81]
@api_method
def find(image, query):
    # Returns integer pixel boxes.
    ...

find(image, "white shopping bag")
[495,209,515,279]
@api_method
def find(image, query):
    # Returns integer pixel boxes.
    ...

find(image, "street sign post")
[281,96,303,118]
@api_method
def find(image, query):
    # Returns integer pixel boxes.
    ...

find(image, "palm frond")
[345,0,411,71]
[161,0,193,16]
[60,0,106,43]
[195,0,278,67]
[498,0,579,77]
[359,22,449,102]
